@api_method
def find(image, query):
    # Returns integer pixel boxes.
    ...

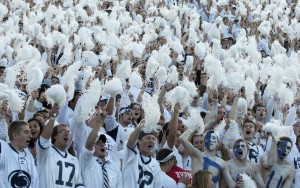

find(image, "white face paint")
[278,140,292,160]
[204,132,218,150]
[233,141,248,160]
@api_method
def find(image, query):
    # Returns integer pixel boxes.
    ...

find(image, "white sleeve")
[0,117,8,141]
[266,98,275,123]
[202,93,209,110]
[123,145,139,166]
[104,115,119,132]
[0,140,6,167]
[71,118,90,157]
[116,169,123,188]
[36,136,51,162]
[286,106,297,126]
[56,101,69,125]
[153,169,163,188]
[122,146,139,187]
[79,146,94,172]
[74,160,85,188]
[178,182,186,188]
[75,47,82,61]
[24,97,35,120]
[11,112,19,122]
[28,151,39,188]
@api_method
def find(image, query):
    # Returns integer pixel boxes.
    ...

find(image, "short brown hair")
[8,121,29,141]
[277,136,292,147]
[190,134,203,144]
[242,118,257,132]
[51,124,68,144]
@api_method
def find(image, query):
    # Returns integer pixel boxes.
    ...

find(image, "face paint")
[233,141,248,160]
[204,131,218,150]
[278,140,292,160]
[203,157,222,184]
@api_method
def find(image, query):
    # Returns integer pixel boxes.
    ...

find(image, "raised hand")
[31,90,39,100]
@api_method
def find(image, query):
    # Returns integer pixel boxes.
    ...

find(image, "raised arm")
[285,105,297,126]
[106,96,115,115]
[166,103,180,148]
[221,90,229,109]
[179,131,202,159]
[127,121,144,149]
[136,86,146,104]
[265,97,275,123]
[229,97,238,120]
[56,100,69,125]
[158,87,167,114]
[204,100,218,132]
[40,104,59,140]
[260,134,277,168]
[285,90,300,126]
[26,90,39,112]
[24,90,39,120]
[85,110,103,151]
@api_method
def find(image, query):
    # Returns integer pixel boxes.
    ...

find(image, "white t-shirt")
[122,145,162,188]
[183,155,192,171]
[104,115,135,145]
[79,147,122,188]
[0,140,39,188]
[36,137,84,188]
[71,119,120,168]
[247,141,264,164]
[0,118,8,141]
[160,171,186,188]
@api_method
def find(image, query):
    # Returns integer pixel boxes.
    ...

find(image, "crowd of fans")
[1,0,300,187]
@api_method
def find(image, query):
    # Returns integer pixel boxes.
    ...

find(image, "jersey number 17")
[55,161,75,187]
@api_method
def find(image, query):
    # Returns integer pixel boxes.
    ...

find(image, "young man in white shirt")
[37,104,84,188]
[80,115,122,188]
[0,121,39,188]
[104,96,135,145]
[123,123,162,187]
[242,119,265,163]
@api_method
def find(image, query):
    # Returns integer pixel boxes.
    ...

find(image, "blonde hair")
[8,121,29,141]
[192,170,212,188]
